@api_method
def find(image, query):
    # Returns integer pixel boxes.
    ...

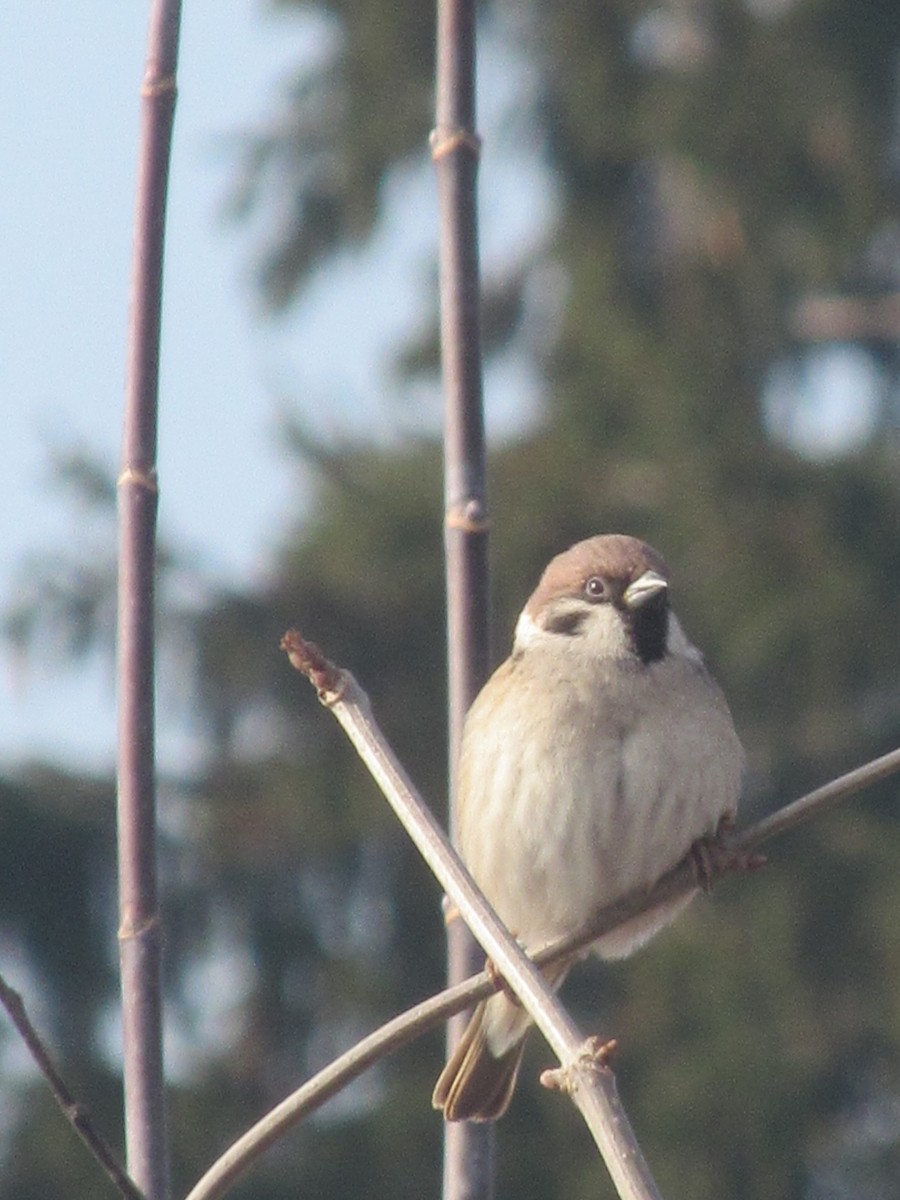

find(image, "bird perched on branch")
[433,534,743,1121]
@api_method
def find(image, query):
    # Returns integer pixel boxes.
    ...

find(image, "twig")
[117,2,183,1198]
[183,975,484,1200]
[736,747,900,849]
[181,633,900,1200]
[0,973,145,1200]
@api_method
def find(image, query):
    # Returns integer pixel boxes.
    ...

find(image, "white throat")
[513,603,703,665]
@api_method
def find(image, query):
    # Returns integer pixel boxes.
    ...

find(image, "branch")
[183,975,486,1200]
[0,973,145,1200]
[183,632,900,1200]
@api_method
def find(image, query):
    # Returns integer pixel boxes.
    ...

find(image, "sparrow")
[432,534,744,1121]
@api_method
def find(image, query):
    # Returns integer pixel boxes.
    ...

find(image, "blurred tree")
[5,1,900,1198]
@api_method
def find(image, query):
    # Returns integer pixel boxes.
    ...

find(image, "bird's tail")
[433,959,571,1121]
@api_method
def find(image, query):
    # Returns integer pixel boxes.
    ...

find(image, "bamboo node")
[141,74,177,99]
[429,126,482,161]
[117,465,159,493]
[446,500,490,534]
[117,913,161,942]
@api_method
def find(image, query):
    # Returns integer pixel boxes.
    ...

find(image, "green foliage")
[230,0,435,308]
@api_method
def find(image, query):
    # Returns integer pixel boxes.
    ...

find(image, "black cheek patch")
[543,609,588,637]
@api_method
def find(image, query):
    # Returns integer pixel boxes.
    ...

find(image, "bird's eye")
[584,576,608,602]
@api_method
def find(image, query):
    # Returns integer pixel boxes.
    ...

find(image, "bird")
[432,534,744,1121]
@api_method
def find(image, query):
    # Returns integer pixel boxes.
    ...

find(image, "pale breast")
[456,647,743,954]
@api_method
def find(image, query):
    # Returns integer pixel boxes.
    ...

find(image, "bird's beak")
[623,570,668,610]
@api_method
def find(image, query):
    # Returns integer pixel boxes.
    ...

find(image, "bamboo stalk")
[432,1,493,1197]
[116,4,182,1198]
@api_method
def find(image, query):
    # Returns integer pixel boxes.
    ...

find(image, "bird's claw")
[690,815,766,892]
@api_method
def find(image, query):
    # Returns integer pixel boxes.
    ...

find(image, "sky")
[0,3,552,771]
[2,4,310,768]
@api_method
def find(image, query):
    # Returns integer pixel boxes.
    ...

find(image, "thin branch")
[117,2,183,1198]
[736,748,900,849]
[183,975,485,1200]
[0,973,145,1200]
[181,632,900,1200]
